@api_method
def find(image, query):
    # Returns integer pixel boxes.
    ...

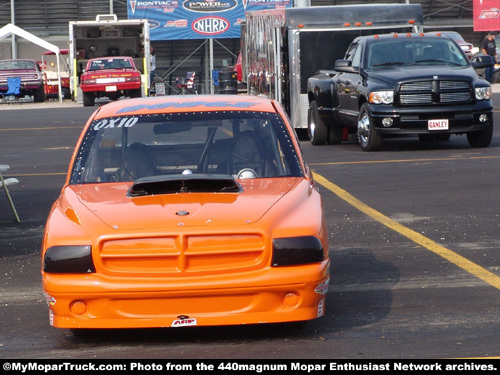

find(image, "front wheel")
[467,125,493,148]
[357,103,383,151]
[308,100,328,145]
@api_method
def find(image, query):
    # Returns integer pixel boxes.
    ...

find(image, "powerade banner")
[473,0,500,31]
[128,0,293,40]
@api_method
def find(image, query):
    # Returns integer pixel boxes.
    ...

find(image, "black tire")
[83,92,95,107]
[33,84,45,102]
[308,100,328,145]
[467,125,493,148]
[327,125,344,144]
[357,103,383,151]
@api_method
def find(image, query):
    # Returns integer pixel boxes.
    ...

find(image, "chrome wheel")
[357,103,382,151]
[357,112,370,146]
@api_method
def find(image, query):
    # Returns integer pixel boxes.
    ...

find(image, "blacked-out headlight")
[43,245,95,273]
[272,236,324,267]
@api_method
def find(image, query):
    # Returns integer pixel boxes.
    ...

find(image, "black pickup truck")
[307,32,494,151]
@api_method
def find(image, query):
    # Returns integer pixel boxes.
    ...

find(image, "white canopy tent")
[0,24,62,103]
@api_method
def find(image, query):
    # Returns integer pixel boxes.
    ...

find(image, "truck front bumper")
[368,101,493,134]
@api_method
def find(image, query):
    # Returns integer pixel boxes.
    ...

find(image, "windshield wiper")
[415,59,446,64]
[415,59,464,67]
[373,61,405,67]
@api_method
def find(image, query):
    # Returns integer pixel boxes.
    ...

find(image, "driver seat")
[119,142,158,181]
[220,130,276,178]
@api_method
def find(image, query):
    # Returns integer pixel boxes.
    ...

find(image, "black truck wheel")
[308,100,328,145]
[467,124,493,148]
[357,103,383,151]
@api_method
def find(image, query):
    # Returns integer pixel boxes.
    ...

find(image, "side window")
[344,43,358,61]
[351,44,362,68]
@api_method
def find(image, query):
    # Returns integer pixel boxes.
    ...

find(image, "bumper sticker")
[317,298,325,317]
[44,292,56,306]
[314,277,330,295]
[171,316,197,327]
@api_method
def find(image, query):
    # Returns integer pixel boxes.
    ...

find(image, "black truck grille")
[398,80,472,105]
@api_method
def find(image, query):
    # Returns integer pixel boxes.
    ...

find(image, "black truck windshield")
[367,38,468,69]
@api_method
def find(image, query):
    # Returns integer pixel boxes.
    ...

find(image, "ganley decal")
[183,0,237,12]
[192,16,229,35]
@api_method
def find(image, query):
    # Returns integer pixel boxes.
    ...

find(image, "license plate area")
[105,85,117,92]
[428,119,449,130]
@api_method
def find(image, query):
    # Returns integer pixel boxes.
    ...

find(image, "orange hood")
[66,177,304,231]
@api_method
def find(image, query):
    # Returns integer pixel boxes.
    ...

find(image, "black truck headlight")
[475,87,492,100]
[369,90,393,104]
[272,236,324,267]
[43,245,95,273]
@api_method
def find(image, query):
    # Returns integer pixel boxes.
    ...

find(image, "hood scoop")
[128,174,241,197]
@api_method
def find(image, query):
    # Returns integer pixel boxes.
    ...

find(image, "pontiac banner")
[473,0,500,32]
[127,0,293,40]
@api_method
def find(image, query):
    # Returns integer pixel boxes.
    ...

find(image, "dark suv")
[0,59,45,102]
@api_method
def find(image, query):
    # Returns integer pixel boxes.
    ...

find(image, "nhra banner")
[127,0,293,40]
[473,0,500,31]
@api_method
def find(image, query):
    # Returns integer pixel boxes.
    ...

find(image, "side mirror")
[334,59,359,73]
[472,54,495,69]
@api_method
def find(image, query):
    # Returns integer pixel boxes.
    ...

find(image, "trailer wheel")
[308,100,328,145]
[358,103,382,151]
[83,92,95,107]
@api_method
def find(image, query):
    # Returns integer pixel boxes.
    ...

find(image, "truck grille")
[99,233,266,277]
[398,80,472,105]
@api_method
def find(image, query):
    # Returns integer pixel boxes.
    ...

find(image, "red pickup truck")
[80,56,142,106]
[0,59,45,102]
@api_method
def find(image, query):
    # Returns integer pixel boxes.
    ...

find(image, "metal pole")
[11,0,17,59]
[205,42,209,94]
[110,0,113,14]
[210,39,214,94]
